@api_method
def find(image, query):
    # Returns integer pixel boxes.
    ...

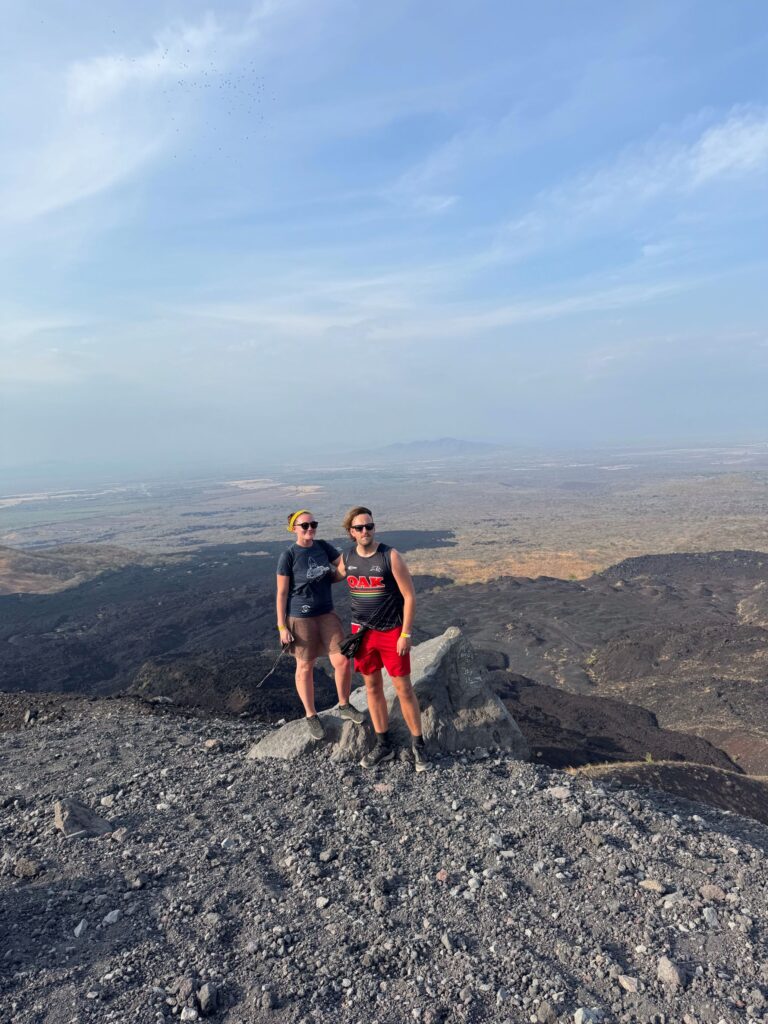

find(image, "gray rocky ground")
[2,697,768,1024]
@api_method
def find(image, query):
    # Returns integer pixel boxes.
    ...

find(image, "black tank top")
[344,542,404,631]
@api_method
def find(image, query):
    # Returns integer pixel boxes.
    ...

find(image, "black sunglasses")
[351,523,375,531]
[297,521,319,530]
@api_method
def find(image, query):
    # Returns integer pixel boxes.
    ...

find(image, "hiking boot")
[360,742,395,769]
[412,744,431,773]
[338,703,365,725]
[305,715,325,740]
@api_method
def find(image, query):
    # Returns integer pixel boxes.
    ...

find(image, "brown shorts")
[288,611,344,662]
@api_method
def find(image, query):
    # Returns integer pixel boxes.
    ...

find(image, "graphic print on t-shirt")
[305,556,332,581]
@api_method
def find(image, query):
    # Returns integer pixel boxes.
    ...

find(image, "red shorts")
[351,623,411,678]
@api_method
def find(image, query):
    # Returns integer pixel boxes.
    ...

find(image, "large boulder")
[247,627,529,763]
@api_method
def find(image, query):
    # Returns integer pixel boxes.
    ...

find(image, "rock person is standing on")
[340,506,430,771]
[276,510,364,738]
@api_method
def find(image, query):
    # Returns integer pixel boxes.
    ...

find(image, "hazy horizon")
[2,1,768,475]
[4,436,768,495]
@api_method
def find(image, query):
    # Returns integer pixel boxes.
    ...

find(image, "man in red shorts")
[340,506,430,771]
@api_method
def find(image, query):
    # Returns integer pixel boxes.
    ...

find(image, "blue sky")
[1,0,768,479]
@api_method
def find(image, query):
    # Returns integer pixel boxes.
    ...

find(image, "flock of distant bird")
[151,52,275,157]
[97,37,275,160]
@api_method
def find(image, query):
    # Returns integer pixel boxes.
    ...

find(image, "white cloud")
[66,14,224,113]
[691,109,768,183]
[0,12,257,224]
[504,105,768,247]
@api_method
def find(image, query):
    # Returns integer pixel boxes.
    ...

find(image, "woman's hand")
[396,634,411,657]
[279,626,294,646]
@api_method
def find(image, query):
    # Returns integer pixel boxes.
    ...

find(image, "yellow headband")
[287,509,311,532]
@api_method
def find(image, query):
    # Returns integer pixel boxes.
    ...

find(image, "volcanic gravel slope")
[2,701,768,1024]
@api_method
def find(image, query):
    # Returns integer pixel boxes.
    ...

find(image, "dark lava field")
[2,536,768,776]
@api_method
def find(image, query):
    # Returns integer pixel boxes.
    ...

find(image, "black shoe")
[360,743,395,769]
[412,744,431,773]
[305,715,325,740]
[338,703,365,725]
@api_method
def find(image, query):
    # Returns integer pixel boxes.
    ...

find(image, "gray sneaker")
[306,715,325,740]
[338,703,365,725]
[360,743,395,769]
[412,744,431,773]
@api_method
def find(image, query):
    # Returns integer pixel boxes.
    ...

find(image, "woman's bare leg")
[294,658,317,716]
[329,651,352,705]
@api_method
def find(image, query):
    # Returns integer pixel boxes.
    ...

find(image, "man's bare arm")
[390,549,415,649]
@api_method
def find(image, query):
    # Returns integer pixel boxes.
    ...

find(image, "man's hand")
[396,634,411,657]
[279,626,294,646]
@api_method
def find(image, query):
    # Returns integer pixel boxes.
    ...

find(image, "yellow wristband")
[278,624,287,630]
[400,633,411,638]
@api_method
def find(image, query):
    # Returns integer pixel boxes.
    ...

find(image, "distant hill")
[371,437,502,460]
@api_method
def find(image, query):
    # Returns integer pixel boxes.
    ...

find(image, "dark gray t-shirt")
[276,540,340,618]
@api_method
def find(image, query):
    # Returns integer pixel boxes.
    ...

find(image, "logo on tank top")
[347,575,385,588]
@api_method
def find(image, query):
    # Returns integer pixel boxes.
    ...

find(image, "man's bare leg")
[390,676,422,736]
[363,670,389,733]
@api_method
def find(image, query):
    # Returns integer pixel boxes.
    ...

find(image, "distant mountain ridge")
[371,437,501,459]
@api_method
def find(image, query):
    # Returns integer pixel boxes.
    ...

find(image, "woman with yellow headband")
[276,510,364,739]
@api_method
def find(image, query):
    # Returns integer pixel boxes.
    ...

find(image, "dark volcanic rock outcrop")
[576,760,768,827]
[417,550,768,773]
[490,672,739,771]
[130,648,335,719]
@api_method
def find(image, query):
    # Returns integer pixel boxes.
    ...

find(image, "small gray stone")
[537,999,557,1023]
[657,956,687,991]
[315,896,329,909]
[177,977,196,1002]
[198,983,218,1016]
[699,883,726,902]
[13,857,42,879]
[74,919,87,938]
[574,1009,601,1024]
[548,786,571,801]
[703,906,719,928]
[639,879,666,893]
[102,910,120,925]
[618,975,638,993]
[54,799,112,838]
